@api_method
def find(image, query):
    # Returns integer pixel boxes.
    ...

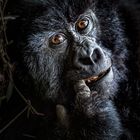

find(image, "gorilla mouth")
[83,67,111,84]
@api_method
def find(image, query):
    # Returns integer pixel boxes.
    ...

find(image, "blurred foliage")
[0,0,14,106]
[0,2,44,135]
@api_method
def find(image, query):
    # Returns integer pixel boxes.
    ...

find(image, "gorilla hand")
[74,80,115,118]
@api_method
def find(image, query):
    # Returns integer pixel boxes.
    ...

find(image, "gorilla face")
[23,4,127,101]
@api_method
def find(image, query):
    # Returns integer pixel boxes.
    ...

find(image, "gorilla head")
[6,0,134,139]
[17,0,127,99]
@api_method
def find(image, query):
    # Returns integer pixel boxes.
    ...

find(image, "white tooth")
[92,76,98,80]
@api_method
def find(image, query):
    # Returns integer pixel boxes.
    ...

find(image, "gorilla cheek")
[104,68,114,83]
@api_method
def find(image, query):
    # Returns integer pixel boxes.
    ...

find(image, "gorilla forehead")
[43,0,94,17]
[33,0,95,30]
[32,0,117,32]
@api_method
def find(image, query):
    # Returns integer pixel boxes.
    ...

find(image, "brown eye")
[51,34,65,45]
[77,19,89,31]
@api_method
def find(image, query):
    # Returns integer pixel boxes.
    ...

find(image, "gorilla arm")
[56,80,122,140]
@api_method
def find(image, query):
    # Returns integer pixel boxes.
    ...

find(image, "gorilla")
[1,0,140,140]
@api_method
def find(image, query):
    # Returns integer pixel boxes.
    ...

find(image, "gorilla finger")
[56,104,69,128]
[74,80,90,97]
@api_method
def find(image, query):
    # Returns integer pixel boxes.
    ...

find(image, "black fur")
[1,0,140,140]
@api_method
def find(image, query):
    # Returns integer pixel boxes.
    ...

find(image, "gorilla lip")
[84,67,111,84]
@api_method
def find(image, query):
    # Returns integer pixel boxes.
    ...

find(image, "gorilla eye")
[51,34,65,45]
[76,19,89,31]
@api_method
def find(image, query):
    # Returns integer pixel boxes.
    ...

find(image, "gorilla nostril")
[92,48,102,63]
[79,57,93,65]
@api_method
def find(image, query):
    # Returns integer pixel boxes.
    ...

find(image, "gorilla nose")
[91,48,102,63]
[74,47,103,68]
[78,57,93,65]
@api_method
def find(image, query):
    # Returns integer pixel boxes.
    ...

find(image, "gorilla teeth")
[84,67,111,84]
[86,76,99,83]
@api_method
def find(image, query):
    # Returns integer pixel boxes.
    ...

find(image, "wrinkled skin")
[2,0,140,140]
